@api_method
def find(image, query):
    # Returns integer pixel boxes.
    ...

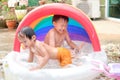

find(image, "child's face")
[18,35,34,48]
[53,18,68,34]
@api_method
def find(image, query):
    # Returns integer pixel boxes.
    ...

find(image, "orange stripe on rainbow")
[30,15,53,29]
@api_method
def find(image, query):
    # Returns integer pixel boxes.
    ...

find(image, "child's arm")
[48,31,55,47]
[65,32,79,50]
[30,44,49,70]
[75,42,85,53]
[65,32,85,53]
[30,55,49,71]
[44,30,55,47]
[27,49,34,62]
[78,42,85,50]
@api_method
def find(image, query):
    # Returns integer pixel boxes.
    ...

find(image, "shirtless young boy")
[44,15,84,54]
[17,27,72,70]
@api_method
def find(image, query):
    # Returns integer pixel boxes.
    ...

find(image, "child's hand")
[29,67,36,71]
[29,67,39,71]
[74,42,85,54]
[74,48,80,54]
[79,42,85,50]
[71,48,79,58]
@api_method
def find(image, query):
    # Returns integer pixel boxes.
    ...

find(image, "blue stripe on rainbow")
[31,15,90,42]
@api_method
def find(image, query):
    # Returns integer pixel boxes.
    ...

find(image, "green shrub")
[15,5,27,10]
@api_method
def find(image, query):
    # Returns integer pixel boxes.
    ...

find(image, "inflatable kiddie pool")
[3,3,107,80]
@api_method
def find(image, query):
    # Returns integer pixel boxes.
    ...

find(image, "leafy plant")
[15,4,27,22]
[0,1,8,28]
[15,5,27,10]
[1,0,8,2]
[0,5,13,20]
[5,12,16,20]
[52,0,59,2]
[0,2,6,15]
[47,0,71,4]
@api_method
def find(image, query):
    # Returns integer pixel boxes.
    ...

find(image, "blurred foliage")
[0,0,8,2]
[0,1,9,16]
[28,0,71,6]
[47,0,71,4]
[0,0,8,28]
[28,0,39,6]
[5,12,16,20]
[15,5,27,10]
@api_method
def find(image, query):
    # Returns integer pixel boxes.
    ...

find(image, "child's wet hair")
[52,15,69,22]
[18,27,35,40]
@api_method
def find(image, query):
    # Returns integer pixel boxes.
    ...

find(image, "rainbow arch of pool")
[13,3,101,52]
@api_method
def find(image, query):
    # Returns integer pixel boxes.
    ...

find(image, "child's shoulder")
[36,40,42,45]
[48,28,55,33]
